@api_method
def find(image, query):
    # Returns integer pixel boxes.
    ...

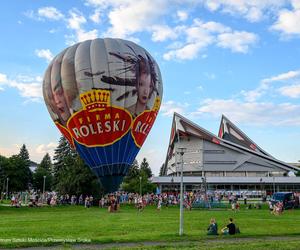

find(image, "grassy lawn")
[1,204,300,248]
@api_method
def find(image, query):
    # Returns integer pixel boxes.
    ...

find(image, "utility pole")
[43,176,46,204]
[139,176,142,197]
[178,147,186,236]
[6,177,9,200]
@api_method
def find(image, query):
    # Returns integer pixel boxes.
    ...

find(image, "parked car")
[271,192,298,209]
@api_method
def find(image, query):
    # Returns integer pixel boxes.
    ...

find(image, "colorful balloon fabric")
[42,38,163,192]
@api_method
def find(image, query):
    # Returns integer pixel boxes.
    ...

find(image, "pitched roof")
[218,114,271,157]
[163,113,299,174]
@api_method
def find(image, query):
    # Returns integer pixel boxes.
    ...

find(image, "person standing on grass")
[85,196,90,208]
[157,197,162,211]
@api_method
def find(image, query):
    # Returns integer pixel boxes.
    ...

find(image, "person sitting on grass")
[221,218,236,235]
[207,218,218,235]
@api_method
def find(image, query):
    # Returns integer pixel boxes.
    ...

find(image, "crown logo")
[152,97,161,112]
[80,89,111,112]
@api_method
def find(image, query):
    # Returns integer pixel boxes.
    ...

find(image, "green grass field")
[1,204,300,249]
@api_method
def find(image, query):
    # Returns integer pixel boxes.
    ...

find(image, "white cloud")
[104,0,167,38]
[240,89,264,102]
[0,144,20,158]
[271,6,300,36]
[35,49,54,63]
[164,42,206,60]
[194,98,300,126]
[160,100,189,117]
[217,31,258,53]
[28,2,262,59]
[0,73,42,102]
[76,29,98,42]
[38,6,64,20]
[177,10,188,21]
[0,73,8,83]
[163,18,258,60]
[202,0,286,22]
[151,25,178,42]
[90,9,101,23]
[85,0,121,8]
[262,70,300,83]
[292,0,300,9]
[203,0,219,11]
[67,9,86,30]
[9,80,42,101]
[197,19,231,34]
[241,69,300,102]
[66,9,99,44]
[36,142,57,159]
[278,84,300,98]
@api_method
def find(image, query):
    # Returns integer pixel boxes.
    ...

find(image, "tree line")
[0,136,155,198]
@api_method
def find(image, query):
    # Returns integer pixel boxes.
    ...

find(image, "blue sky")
[1,0,300,175]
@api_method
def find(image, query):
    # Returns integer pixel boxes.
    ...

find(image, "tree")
[56,155,101,196]
[18,144,32,187]
[124,160,139,180]
[19,144,31,166]
[159,163,165,176]
[6,155,31,191]
[52,136,75,188]
[39,153,52,172]
[52,136,102,196]
[33,153,53,191]
[0,155,9,196]
[140,158,152,178]
[122,158,155,194]
[122,160,140,193]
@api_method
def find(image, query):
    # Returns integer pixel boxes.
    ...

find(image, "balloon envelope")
[43,38,163,192]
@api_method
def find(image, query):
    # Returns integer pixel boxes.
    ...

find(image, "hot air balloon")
[42,38,163,192]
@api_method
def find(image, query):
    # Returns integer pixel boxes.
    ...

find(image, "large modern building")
[152,113,300,193]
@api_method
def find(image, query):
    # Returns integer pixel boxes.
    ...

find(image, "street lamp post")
[202,176,208,208]
[6,177,9,200]
[43,176,46,204]
[273,176,275,194]
[178,147,186,236]
[1,178,5,200]
[139,176,142,197]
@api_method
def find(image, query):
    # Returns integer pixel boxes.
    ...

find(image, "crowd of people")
[2,190,294,218]
[2,190,272,210]
[269,200,284,215]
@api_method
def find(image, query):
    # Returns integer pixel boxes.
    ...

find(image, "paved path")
[4,236,300,250]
